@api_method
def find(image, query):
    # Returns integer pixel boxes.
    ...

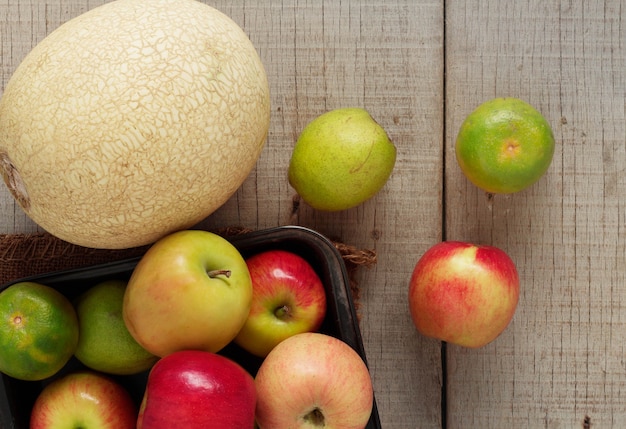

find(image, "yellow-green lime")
[288,107,397,211]
[455,97,555,194]
[74,280,158,375]
[0,282,79,381]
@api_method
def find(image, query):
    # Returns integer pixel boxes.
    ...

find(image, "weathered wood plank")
[203,2,446,427]
[445,1,626,427]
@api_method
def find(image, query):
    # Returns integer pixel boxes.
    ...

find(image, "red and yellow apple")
[408,241,519,348]
[255,332,374,429]
[234,249,327,357]
[30,371,136,429]
[123,230,252,357]
[137,350,256,429]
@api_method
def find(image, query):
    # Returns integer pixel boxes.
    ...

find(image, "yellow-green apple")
[234,249,327,357]
[408,241,520,348]
[255,332,374,429]
[123,230,252,357]
[30,371,136,429]
[137,350,256,429]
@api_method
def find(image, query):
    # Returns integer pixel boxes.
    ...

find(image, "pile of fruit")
[0,230,374,428]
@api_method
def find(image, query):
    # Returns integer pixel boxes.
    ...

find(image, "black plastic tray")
[0,225,381,429]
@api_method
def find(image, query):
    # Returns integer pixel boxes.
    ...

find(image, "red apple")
[234,249,327,357]
[30,371,136,429]
[255,332,374,429]
[408,241,520,348]
[123,230,253,357]
[137,350,256,429]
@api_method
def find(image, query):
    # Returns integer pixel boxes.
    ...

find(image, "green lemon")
[455,97,555,194]
[74,280,158,375]
[288,107,396,211]
[0,282,79,381]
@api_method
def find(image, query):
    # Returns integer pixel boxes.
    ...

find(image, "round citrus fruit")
[455,97,555,194]
[0,282,79,381]
[74,280,158,375]
[288,107,396,211]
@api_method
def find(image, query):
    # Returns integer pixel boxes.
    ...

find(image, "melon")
[0,0,270,249]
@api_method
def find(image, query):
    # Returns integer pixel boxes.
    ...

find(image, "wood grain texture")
[0,1,444,427]
[202,2,446,427]
[4,0,625,428]
[445,0,626,427]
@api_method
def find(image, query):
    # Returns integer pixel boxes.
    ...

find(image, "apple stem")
[303,408,325,426]
[274,304,291,320]
[207,269,232,279]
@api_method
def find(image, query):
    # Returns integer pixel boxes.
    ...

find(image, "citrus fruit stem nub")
[503,139,521,158]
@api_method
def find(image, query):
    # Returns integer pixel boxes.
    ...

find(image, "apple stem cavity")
[303,408,325,426]
[206,269,232,279]
[274,304,292,320]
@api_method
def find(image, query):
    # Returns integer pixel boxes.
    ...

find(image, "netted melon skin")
[0,0,270,249]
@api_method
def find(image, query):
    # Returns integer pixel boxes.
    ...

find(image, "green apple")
[74,279,158,375]
[234,249,327,357]
[288,107,396,211]
[123,230,252,357]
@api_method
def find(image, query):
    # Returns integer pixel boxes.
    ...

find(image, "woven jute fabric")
[0,232,149,286]
[0,228,376,317]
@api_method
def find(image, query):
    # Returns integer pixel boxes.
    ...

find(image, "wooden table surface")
[2,1,625,428]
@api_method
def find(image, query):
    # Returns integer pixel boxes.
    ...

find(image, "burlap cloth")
[0,232,149,285]
[0,228,376,314]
